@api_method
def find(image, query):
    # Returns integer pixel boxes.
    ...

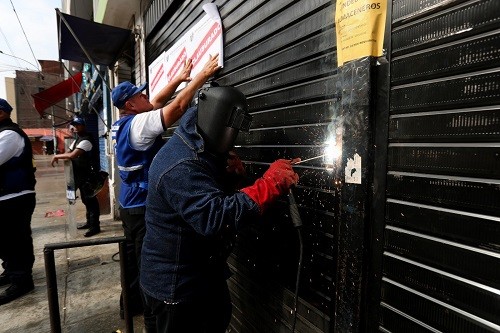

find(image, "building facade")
[61,1,500,332]
[5,61,69,154]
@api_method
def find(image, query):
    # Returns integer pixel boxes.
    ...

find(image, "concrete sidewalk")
[0,155,143,333]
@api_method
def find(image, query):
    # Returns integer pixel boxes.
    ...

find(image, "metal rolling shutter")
[215,1,339,332]
[146,0,339,332]
[380,0,500,332]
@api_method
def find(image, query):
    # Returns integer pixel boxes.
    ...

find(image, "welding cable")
[112,251,120,262]
[288,189,303,333]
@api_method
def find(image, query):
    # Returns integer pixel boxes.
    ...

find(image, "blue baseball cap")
[111,81,148,109]
[70,117,85,126]
[0,98,13,113]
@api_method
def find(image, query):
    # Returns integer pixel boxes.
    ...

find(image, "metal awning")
[57,9,132,67]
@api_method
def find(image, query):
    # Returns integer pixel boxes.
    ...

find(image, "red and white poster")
[148,3,223,98]
[148,52,166,100]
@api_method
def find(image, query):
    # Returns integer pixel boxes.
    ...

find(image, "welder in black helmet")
[140,85,300,332]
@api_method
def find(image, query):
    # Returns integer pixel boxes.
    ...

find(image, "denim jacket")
[140,106,259,303]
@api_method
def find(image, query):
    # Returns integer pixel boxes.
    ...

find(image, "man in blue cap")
[51,116,101,237]
[111,54,220,329]
[0,98,37,305]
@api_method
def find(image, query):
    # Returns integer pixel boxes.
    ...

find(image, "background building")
[5,60,70,154]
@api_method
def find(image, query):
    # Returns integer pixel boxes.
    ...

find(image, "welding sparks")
[323,135,341,164]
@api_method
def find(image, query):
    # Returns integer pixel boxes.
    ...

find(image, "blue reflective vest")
[112,115,164,208]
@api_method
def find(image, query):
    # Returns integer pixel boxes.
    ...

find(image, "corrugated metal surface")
[380,0,500,332]
[144,0,176,36]
[145,0,339,332]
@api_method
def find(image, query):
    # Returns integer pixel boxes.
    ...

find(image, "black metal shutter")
[221,2,339,331]
[379,0,500,332]
[146,0,340,332]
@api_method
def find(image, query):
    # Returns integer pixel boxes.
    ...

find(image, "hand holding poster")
[335,0,387,66]
[148,3,224,98]
[188,3,223,73]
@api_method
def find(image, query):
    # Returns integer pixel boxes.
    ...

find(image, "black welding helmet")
[196,86,252,154]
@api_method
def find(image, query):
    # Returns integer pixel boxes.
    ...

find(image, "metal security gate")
[379,0,500,332]
[145,0,341,332]
[218,1,340,331]
[144,0,499,332]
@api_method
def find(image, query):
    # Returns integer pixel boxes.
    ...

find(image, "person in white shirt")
[52,117,101,237]
[0,98,36,305]
[110,54,220,329]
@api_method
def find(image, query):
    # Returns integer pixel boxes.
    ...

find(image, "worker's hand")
[200,54,221,79]
[240,158,300,213]
[226,151,245,176]
[262,158,300,193]
[51,156,59,167]
[176,58,193,83]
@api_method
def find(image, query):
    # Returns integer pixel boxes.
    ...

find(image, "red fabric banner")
[31,72,83,115]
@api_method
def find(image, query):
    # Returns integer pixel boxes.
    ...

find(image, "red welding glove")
[241,158,300,212]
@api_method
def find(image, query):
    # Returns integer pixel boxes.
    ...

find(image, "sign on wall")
[148,3,223,99]
[335,0,387,66]
[148,52,167,100]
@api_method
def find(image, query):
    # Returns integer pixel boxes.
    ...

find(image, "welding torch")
[292,153,327,165]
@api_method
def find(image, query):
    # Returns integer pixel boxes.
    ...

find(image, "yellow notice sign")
[335,0,387,66]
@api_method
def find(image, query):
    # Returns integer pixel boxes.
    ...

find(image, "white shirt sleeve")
[129,109,165,151]
[74,139,92,152]
[0,130,25,166]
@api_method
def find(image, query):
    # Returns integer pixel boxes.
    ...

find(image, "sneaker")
[0,281,34,305]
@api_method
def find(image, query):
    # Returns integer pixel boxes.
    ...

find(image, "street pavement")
[0,155,144,333]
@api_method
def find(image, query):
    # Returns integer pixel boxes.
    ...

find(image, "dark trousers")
[0,193,36,285]
[143,281,232,333]
[79,183,100,229]
[120,206,156,331]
